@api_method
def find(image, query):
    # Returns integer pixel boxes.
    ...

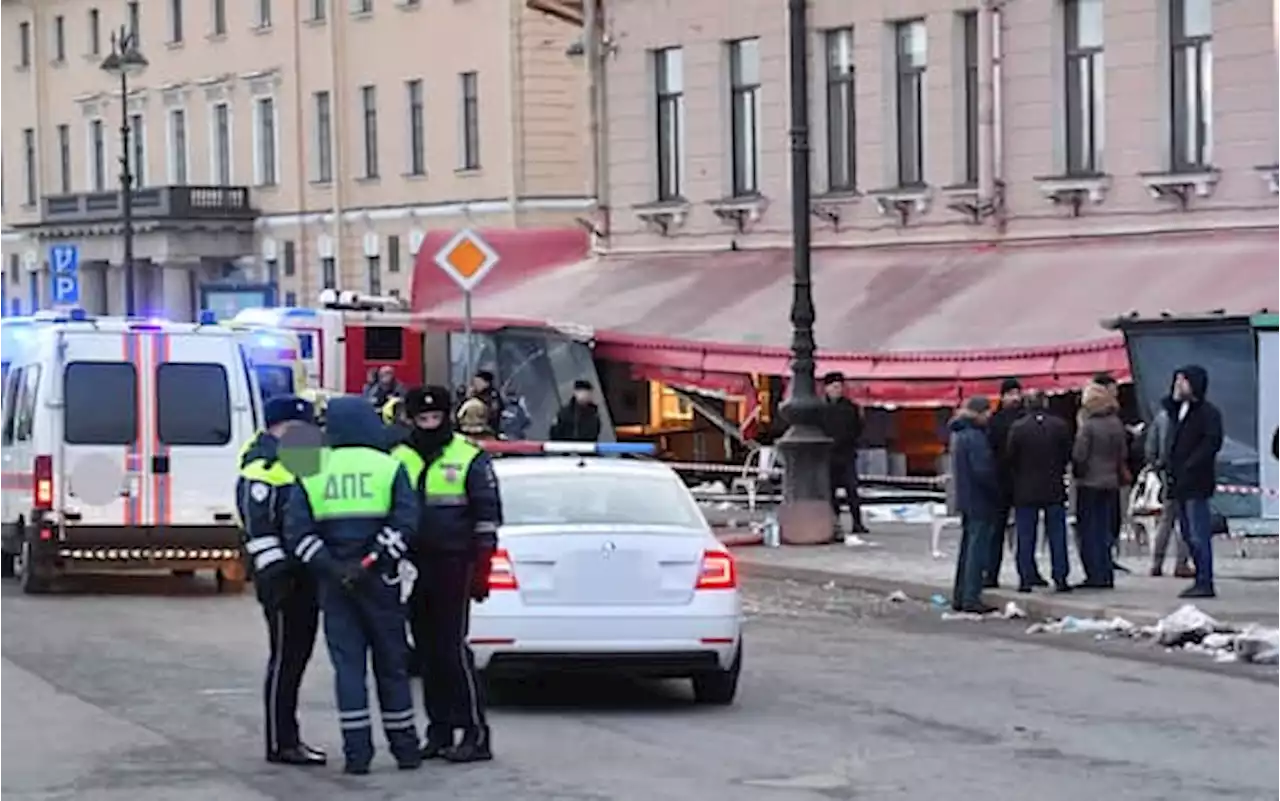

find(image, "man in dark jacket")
[550,380,603,442]
[821,372,868,538]
[950,396,1001,614]
[1166,365,1224,598]
[465,370,505,434]
[1005,390,1072,592]
[983,378,1023,587]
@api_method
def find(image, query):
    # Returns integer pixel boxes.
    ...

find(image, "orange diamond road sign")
[433,228,500,292]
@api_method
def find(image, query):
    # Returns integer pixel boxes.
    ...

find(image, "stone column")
[159,261,201,321]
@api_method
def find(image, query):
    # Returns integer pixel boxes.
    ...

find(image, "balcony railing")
[41,185,259,224]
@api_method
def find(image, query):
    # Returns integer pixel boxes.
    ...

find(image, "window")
[894,20,927,186]
[283,240,296,276]
[64,362,137,445]
[501,473,704,528]
[406,79,425,175]
[367,255,382,295]
[127,1,140,43]
[352,0,373,14]
[89,119,107,191]
[211,102,231,184]
[321,256,336,289]
[53,15,66,62]
[459,72,480,170]
[256,0,272,28]
[364,328,402,361]
[18,22,31,68]
[129,113,146,187]
[157,363,231,445]
[1064,0,1104,175]
[284,290,298,306]
[1170,0,1211,170]
[310,0,326,21]
[168,0,183,42]
[88,9,101,55]
[254,365,294,402]
[254,96,278,185]
[22,128,36,206]
[654,47,684,200]
[824,28,856,192]
[1,368,21,445]
[14,365,41,442]
[212,0,227,36]
[388,235,400,273]
[728,38,761,196]
[361,85,379,178]
[167,108,188,184]
[314,91,333,182]
[57,124,71,193]
[960,13,979,184]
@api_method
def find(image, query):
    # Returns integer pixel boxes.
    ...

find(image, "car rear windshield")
[157,363,232,445]
[64,362,138,445]
[500,472,706,529]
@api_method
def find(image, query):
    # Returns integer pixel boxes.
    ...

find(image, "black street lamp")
[100,26,148,317]
[775,0,834,543]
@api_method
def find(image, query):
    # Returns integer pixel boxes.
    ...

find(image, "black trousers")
[828,460,864,530]
[260,575,319,756]
[409,553,488,743]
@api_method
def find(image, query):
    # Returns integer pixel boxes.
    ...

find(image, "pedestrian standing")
[1005,390,1073,593]
[236,396,326,767]
[1145,391,1193,578]
[984,378,1023,587]
[284,397,423,775]
[1072,382,1127,589]
[820,372,868,539]
[395,386,502,763]
[550,379,603,442]
[1165,365,1224,598]
[949,396,1001,614]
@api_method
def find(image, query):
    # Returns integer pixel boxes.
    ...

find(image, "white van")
[0,310,262,594]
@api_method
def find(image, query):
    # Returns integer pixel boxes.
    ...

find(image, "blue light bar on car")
[480,440,657,456]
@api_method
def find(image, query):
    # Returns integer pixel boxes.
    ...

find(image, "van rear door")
[152,331,251,528]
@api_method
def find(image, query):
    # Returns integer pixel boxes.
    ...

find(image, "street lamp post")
[100,26,148,317]
[775,0,834,544]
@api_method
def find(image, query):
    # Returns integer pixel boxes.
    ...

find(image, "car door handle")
[213,512,234,523]
[152,455,171,474]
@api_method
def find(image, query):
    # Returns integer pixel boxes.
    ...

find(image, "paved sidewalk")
[723,522,1279,628]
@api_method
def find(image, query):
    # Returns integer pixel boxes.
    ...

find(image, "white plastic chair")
[731,446,778,512]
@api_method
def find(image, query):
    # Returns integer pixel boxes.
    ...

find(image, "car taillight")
[489,548,518,590]
[696,550,737,590]
[33,455,53,511]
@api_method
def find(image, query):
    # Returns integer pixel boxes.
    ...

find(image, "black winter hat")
[999,377,1022,394]
[822,371,846,385]
[405,385,452,416]
[264,396,316,427]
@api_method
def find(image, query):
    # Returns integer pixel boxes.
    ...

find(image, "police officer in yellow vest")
[236,396,326,767]
[395,385,502,763]
[282,396,422,775]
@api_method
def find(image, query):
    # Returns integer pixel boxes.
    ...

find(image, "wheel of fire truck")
[215,561,247,594]
[17,533,52,595]
[1,519,20,578]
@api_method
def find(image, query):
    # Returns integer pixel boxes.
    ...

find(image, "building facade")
[593,0,1277,252]
[2,0,592,317]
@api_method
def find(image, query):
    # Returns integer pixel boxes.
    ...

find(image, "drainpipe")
[583,0,608,243]
[327,0,344,290]
[506,0,523,227]
[290,0,309,298]
[976,0,996,222]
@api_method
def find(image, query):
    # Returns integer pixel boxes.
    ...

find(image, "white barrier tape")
[1216,484,1280,497]
[663,460,945,487]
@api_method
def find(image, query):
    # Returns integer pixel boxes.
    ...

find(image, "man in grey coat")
[1145,396,1193,578]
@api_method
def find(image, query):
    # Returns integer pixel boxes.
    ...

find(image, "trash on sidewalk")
[1026,616,1136,635]
[940,601,1027,622]
[1234,625,1280,665]
[1152,604,1224,647]
[886,590,910,603]
[842,534,877,547]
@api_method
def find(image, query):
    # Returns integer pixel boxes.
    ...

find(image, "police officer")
[394,385,502,763]
[236,396,326,767]
[282,396,422,775]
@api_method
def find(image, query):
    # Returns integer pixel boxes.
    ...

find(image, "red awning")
[416,229,1278,405]
[410,228,589,312]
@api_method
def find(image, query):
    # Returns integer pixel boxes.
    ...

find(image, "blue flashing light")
[68,308,89,321]
[254,334,282,348]
[280,307,319,318]
[198,310,218,325]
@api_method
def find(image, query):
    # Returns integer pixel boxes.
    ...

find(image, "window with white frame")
[168,0,183,43]
[824,28,856,192]
[129,113,146,187]
[253,96,278,185]
[960,12,979,184]
[654,47,684,201]
[351,0,372,14]
[22,128,36,205]
[57,124,71,193]
[167,107,189,184]
[18,22,31,68]
[53,15,67,62]
[367,255,381,294]
[459,72,480,170]
[728,38,760,196]
[210,102,232,184]
[211,0,227,36]
[88,8,101,56]
[256,0,272,28]
[88,118,107,191]
[314,90,333,182]
[1170,0,1211,171]
[310,0,325,22]
[894,19,927,186]
[321,256,336,289]
[406,79,425,176]
[1064,0,1104,175]
[127,0,140,43]
[361,85,379,178]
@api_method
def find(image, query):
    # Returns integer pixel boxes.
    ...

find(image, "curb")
[735,556,1169,627]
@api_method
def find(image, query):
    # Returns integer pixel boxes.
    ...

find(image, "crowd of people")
[949,367,1224,614]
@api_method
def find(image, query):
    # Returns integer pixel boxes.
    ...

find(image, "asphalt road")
[2,574,1276,801]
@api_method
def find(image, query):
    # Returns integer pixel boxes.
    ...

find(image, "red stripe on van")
[124,334,141,527]
[154,333,172,526]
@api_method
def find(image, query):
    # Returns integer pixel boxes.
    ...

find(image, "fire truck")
[233,291,615,440]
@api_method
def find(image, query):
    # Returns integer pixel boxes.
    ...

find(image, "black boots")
[442,728,493,763]
[267,743,326,766]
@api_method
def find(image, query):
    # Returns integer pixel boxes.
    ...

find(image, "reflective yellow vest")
[299,446,399,520]
[391,435,481,507]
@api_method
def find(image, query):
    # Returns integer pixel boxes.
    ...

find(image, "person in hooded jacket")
[1072,382,1128,589]
[550,380,603,442]
[1145,387,1193,578]
[984,378,1023,587]
[1165,365,1224,598]
[1005,390,1072,592]
[393,385,502,763]
[820,372,868,538]
[949,396,1001,614]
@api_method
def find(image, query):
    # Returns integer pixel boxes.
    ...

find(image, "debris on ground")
[1026,616,1136,635]
[842,534,878,547]
[886,590,910,604]
[940,601,1029,622]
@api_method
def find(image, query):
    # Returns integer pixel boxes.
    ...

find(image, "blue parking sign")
[49,244,80,305]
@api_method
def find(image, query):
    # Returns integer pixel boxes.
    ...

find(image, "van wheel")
[18,538,51,595]
[691,643,742,705]
[1,551,16,578]
[216,569,246,594]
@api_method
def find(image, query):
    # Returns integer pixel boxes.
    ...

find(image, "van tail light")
[488,548,519,590]
[33,455,54,511]
[696,550,737,590]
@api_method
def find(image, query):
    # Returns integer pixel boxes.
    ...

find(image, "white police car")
[470,441,743,705]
